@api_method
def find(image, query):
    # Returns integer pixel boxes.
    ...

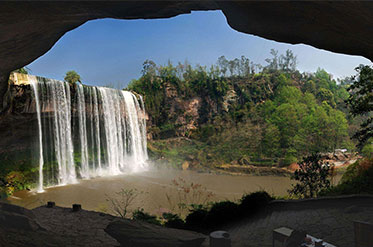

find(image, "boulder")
[105,219,206,247]
[0,202,43,231]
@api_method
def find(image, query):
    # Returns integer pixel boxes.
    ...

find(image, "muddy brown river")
[7,168,295,216]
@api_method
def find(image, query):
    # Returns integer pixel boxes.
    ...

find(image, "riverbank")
[149,137,359,178]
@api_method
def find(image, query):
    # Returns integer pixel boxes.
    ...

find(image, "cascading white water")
[49,79,77,185]
[122,91,148,171]
[28,75,45,192]
[92,87,102,174]
[77,84,89,178]
[29,75,148,191]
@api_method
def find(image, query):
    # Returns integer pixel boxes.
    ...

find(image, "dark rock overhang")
[1,1,372,107]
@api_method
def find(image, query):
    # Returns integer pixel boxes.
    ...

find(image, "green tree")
[265,49,279,71]
[270,103,300,149]
[262,123,281,157]
[289,154,331,198]
[279,49,298,72]
[275,86,302,105]
[303,80,317,94]
[141,59,157,76]
[362,141,373,158]
[328,108,349,150]
[64,70,81,84]
[217,56,229,76]
[347,65,373,147]
[317,88,336,107]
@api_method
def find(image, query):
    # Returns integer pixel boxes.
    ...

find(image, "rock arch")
[1,1,372,107]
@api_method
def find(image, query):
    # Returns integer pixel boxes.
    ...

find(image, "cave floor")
[201,195,373,247]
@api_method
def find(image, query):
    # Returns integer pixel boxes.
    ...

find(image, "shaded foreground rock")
[105,219,206,247]
[0,202,42,231]
[0,203,64,247]
[0,202,206,247]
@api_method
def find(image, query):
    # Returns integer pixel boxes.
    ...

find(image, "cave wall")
[1,1,373,110]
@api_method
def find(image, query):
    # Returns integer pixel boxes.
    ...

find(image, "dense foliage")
[347,65,373,149]
[128,50,355,167]
[134,191,273,233]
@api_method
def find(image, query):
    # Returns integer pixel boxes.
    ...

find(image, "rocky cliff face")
[0,74,38,157]
[144,80,236,140]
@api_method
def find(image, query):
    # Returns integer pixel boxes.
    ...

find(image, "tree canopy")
[64,70,81,84]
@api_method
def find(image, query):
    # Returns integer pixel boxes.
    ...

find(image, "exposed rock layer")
[1,1,373,108]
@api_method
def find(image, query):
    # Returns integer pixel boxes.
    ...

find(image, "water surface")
[8,168,293,216]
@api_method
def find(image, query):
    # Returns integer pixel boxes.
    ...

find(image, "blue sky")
[28,11,372,87]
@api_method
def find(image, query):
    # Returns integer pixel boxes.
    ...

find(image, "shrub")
[340,160,362,184]
[162,212,185,229]
[5,171,28,195]
[280,150,298,167]
[239,191,273,215]
[185,207,208,230]
[159,123,177,139]
[362,143,373,158]
[132,208,161,225]
[106,188,144,218]
[184,191,273,232]
[204,201,239,228]
[165,177,215,215]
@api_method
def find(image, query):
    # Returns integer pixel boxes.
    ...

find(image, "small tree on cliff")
[13,67,30,74]
[289,154,331,198]
[64,70,81,84]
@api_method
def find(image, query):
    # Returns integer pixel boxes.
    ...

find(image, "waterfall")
[29,75,45,193]
[92,87,102,174]
[122,91,148,171]
[77,84,89,178]
[28,75,148,191]
[49,79,77,185]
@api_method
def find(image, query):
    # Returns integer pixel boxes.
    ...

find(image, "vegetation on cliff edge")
[128,49,358,168]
